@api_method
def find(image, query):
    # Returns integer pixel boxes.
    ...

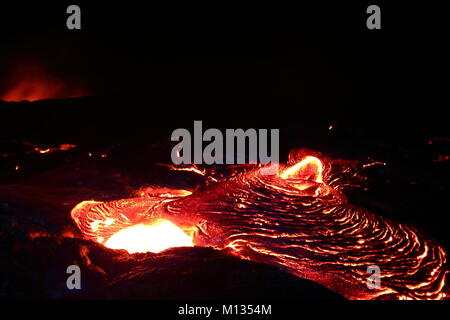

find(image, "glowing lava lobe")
[70,197,195,254]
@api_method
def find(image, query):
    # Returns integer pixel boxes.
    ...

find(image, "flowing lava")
[71,149,449,300]
[71,200,196,254]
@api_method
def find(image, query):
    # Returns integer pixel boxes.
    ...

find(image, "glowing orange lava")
[280,156,323,182]
[71,198,197,255]
[71,150,449,300]
[104,220,194,254]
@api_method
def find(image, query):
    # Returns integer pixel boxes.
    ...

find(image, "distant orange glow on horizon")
[1,63,87,102]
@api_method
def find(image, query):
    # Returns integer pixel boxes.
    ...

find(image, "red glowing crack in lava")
[71,149,449,300]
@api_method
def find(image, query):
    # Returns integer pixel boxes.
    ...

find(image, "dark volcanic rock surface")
[0,235,343,300]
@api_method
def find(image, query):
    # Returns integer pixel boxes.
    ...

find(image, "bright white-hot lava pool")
[104,220,193,254]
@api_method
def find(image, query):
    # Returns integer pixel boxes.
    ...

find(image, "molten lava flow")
[280,155,323,182]
[71,150,449,300]
[71,197,195,254]
[104,220,193,254]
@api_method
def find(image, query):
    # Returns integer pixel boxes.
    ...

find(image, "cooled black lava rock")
[0,234,342,300]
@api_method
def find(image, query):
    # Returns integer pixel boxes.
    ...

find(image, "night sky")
[0,2,447,130]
